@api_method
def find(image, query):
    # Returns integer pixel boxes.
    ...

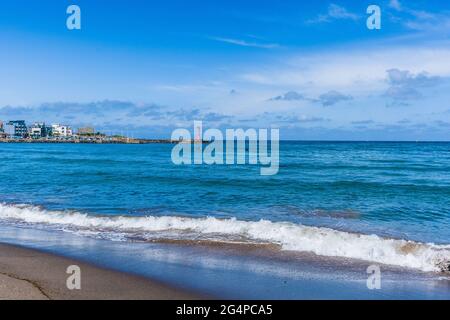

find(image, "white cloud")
[270,91,306,101]
[319,90,352,106]
[240,46,450,96]
[384,68,442,101]
[307,4,360,24]
[389,0,402,11]
[328,4,359,20]
[404,14,450,33]
[386,0,450,34]
[209,37,281,49]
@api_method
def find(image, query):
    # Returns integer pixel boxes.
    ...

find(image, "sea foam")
[0,203,449,273]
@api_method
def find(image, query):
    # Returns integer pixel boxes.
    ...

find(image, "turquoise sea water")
[0,142,449,274]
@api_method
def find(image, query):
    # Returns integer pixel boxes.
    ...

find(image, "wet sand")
[1,223,449,300]
[0,243,203,300]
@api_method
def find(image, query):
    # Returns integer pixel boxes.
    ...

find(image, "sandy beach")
[0,243,202,300]
[0,223,449,300]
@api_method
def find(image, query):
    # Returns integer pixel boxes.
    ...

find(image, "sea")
[0,142,449,299]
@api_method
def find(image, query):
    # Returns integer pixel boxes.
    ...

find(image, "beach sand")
[0,243,202,300]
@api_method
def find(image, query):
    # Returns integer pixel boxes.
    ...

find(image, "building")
[45,125,53,137]
[30,127,42,138]
[0,121,7,139]
[7,120,28,138]
[78,127,95,135]
[29,122,50,139]
[51,124,73,137]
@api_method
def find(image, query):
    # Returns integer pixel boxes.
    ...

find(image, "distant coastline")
[0,137,176,144]
[0,120,181,144]
[0,138,212,144]
[1,138,449,144]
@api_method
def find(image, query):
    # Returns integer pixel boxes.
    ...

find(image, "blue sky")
[1,0,450,140]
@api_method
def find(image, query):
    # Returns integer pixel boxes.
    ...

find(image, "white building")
[30,127,43,137]
[51,124,73,137]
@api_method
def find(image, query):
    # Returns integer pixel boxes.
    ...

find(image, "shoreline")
[1,224,449,300]
[0,139,176,144]
[0,201,448,274]
[0,243,204,300]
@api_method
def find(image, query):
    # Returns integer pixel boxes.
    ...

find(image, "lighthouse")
[194,122,202,143]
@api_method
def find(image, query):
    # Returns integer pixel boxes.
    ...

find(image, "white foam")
[0,203,448,273]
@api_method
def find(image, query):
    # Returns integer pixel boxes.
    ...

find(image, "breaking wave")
[0,203,449,273]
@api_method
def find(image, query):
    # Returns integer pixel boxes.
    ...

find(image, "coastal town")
[0,120,170,144]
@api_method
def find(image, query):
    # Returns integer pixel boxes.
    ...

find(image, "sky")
[1,0,450,140]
